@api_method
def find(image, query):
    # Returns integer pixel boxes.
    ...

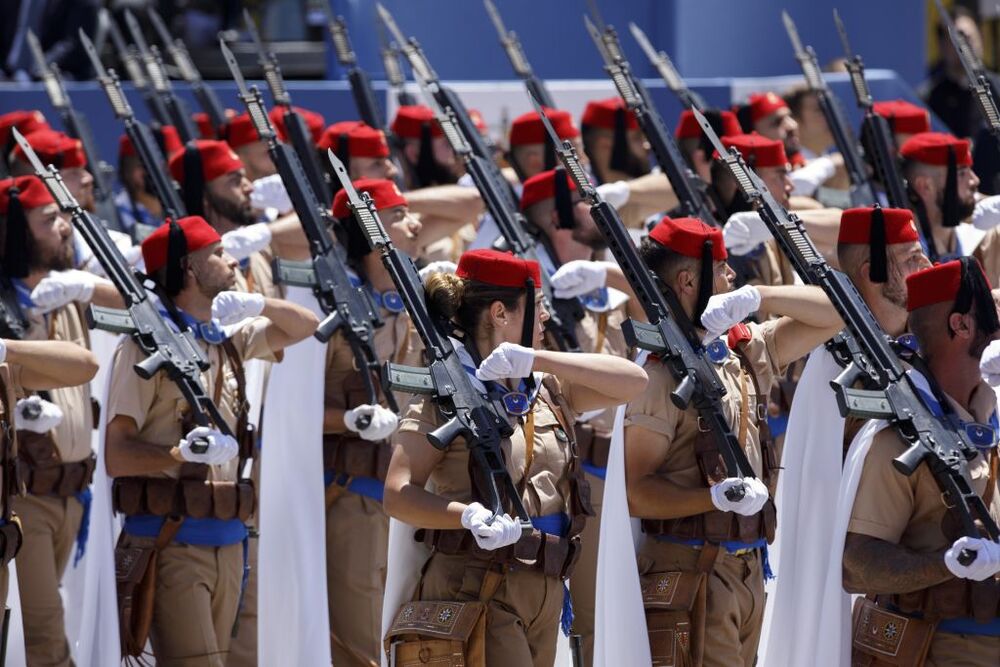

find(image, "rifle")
[27,30,123,231]
[103,9,171,129]
[583,16,720,228]
[220,39,393,415]
[328,148,531,529]
[695,106,997,562]
[324,10,385,130]
[628,22,706,111]
[123,10,199,142]
[419,81,583,353]
[482,0,555,108]
[81,29,186,222]
[14,128,235,454]
[935,0,1000,138]
[375,17,416,108]
[147,7,227,133]
[781,11,878,207]
[243,10,331,204]
[833,12,937,260]
[531,93,755,495]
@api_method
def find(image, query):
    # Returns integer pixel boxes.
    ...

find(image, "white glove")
[980,340,1000,386]
[250,174,293,215]
[15,396,63,433]
[788,154,836,196]
[211,291,265,326]
[709,477,770,516]
[551,260,608,298]
[973,195,1000,231]
[699,285,761,342]
[30,269,99,313]
[221,223,273,262]
[475,342,535,382]
[0,338,6,363]
[723,211,772,256]
[461,502,523,551]
[595,180,631,209]
[418,260,458,285]
[178,426,239,465]
[944,536,1000,581]
[343,404,399,441]
[82,229,142,277]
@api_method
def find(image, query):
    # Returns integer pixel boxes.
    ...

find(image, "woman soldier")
[384,249,648,666]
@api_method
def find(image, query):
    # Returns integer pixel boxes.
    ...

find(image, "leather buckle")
[697,417,711,433]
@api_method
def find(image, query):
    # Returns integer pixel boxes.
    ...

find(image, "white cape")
[63,330,121,666]
[593,352,650,667]
[758,347,846,666]
[257,287,331,665]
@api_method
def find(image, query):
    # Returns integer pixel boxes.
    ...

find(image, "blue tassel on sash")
[531,513,575,636]
[73,487,92,567]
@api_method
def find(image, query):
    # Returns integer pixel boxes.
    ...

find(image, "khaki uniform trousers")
[14,493,83,667]
[146,540,243,667]
[639,538,766,667]
[926,631,1000,666]
[418,551,565,667]
[569,472,604,667]
[224,534,257,667]
[326,489,388,667]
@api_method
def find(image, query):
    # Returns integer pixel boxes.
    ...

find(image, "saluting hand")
[700,285,761,343]
[551,260,607,299]
[221,223,273,262]
[211,291,266,326]
[723,212,771,256]
[476,342,535,382]
[250,174,293,215]
[30,270,99,314]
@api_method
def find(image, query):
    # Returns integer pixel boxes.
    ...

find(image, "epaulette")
[727,323,752,349]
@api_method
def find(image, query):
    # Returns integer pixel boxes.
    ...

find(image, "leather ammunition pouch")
[112,477,256,522]
[641,571,704,667]
[851,596,936,667]
[641,500,777,544]
[17,431,95,497]
[574,421,611,469]
[888,577,1000,626]
[384,566,501,667]
[416,526,583,579]
[322,434,392,482]
[115,516,182,657]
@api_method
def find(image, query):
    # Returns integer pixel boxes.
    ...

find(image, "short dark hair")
[638,236,698,285]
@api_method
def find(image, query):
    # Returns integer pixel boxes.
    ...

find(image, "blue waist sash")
[654,534,774,580]
[123,515,247,547]
[531,513,574,637]
[581,461,607,481]
[324,471,385,503]
[936,616,1000,636]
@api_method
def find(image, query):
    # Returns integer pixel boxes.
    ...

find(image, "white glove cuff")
[596,180,631,209]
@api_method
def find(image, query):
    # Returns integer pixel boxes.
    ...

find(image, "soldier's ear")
[948,311,973,339]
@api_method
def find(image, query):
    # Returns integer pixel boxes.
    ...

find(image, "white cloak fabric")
[258,287,331,665]
[758,347,847,666]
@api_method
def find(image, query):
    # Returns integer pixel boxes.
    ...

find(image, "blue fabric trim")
[73,487,92,567]
[11,279,34,309]
[581,461,607,480]
[766,413,788,440]
[936,616,1000,636]
[654,534,774,580]
[123,515,247,547]
[156,306,227,344]
[324,471,385,503]
[531,513,574,636]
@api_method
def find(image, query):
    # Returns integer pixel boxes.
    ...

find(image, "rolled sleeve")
[624,362,680,443]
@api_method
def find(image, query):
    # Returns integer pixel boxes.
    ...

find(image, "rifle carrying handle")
[958,548,977,566]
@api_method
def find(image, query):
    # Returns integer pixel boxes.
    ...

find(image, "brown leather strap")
[154,515,183,550]
[478,567,503,603]
[983,447,999,509]
[220,339,251,465]
[593,311,608,354]
[0,365,16,522]
[737,363,750,451]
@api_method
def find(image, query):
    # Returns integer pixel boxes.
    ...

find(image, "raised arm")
[6,338,98,390]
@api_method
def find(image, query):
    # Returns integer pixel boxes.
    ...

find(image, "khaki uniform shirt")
[848,381,1000,553]
[396,375,579,518]
[234,248,282,299]
[972,227,1000,285]
[624,321,783,490]
[23,303,92,463]
[574,299,630,436]
[107,317,277,483]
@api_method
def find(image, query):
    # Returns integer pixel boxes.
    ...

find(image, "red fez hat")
[717,133,788,169]
[12,129,86,169]
[906,260,966,311]
[222,113,261,150]
[900,132,972,167]
[141,215,222,273]
[457,249,541,289]
[119,124,183,159]
[838,207,919,245]
[649,216,727,261]
[193,112,216,139]
[675,109,741,140]
[169,140,244,183]
[581,97,639,131]
[391,105,443,139]
[331,178,407,219]
[872,100,931,135]
[746,92,789,124]
[509,108,581,146]
[520,168,578,209]
[0,175,55,213]
[0,110,49,148]
[318,121,390,158]
[269,106,326,144]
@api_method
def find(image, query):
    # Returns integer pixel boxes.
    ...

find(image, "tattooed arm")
[843,532,953,594]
